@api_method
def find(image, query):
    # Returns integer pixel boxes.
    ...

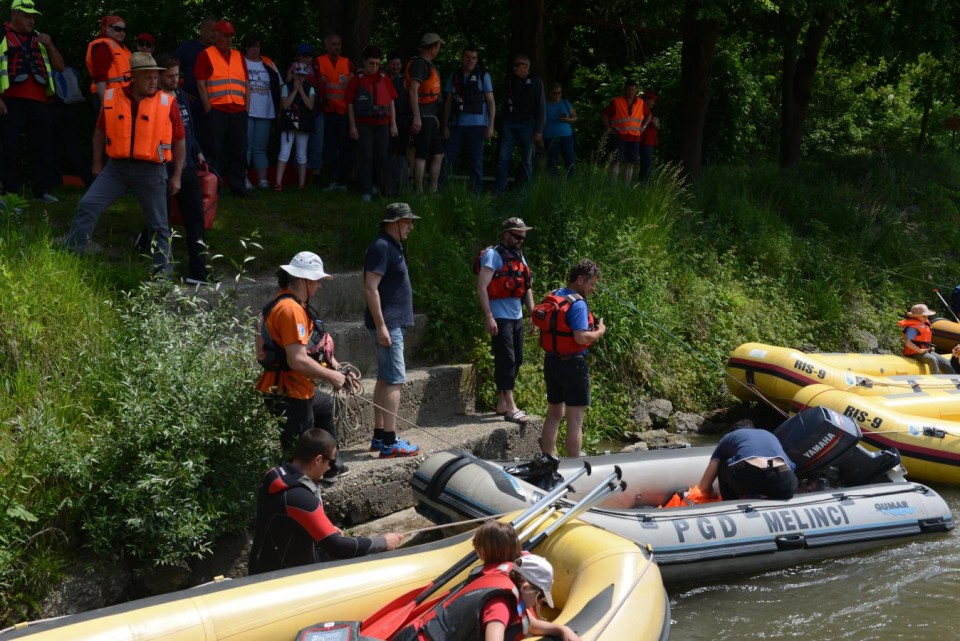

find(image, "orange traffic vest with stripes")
[317,54,351,114]
[103,88,174,163]
[404,56,441,105]
[609,95,646,138]
[204,46,247,108]
[85,37,130,94]
[898,318,933,356]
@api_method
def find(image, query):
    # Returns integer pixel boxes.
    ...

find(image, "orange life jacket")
[85,37,130,94]
[102,88,174,163]
[317,54,351,114]
[473,244,531,300]
[609,95,646,139]
[203,46,247,108]
[404,55,441,105]
[660,485,722,508]
[533,291,595,355]
[898,317,933,356]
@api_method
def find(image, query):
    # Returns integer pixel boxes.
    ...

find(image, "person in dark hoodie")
[248,428,403,575]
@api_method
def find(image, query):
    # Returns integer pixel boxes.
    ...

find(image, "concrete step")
[320,412,542,526]
[324,314,429,372]
[232,272,367,320]
[335,364,475,448]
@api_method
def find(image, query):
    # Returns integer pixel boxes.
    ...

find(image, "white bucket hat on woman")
[280,251,332,281]
[513,554,555,608]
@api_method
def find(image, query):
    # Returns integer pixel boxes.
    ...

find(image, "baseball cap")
[502,217,533,232]
[513,554,555,608]
[136,32,156,45]
[215,20,235,35]
[381,202,421,224]
[280,252,333,281]
[11,0,41,15]
[420,33,444,47]
[296,43,314,57]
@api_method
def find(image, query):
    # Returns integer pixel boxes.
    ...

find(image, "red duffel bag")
[170,163,220,230]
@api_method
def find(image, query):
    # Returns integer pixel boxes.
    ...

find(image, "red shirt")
[89,40,119,84]
[96,86,186,140]
[2,27,48,101]
[194,48,249,113]
[345,71,397,126]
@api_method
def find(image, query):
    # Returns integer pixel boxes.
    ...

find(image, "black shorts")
[413,116,443,159]
[614,138,640,164]
[544,355,590,406]
[719,460,798,500]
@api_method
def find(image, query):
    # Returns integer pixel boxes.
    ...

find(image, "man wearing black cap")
[476,218,534,424]
[363,203,422,458]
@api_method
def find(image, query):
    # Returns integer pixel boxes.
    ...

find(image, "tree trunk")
[779,12,834,170]
[318,0,376,62]
[510,0,544,74]
[676,0,721,182]
[916,95,932,153]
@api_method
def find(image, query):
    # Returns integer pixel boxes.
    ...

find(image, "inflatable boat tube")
[414,450,953,587]
[792,384,960,484]
[1,512,669,641]
[931,317,960,352]
[726,342,960,408]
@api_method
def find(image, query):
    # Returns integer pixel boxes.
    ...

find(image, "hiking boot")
[369,437,383,452]
[320,464,351,485]
[379,438,420,458]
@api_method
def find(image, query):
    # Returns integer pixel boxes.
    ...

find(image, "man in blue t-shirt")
[697,428,799,500]
[363,203,421,458]
[442,46,495,192]
[477,218,535,424]
[540,259,606,458]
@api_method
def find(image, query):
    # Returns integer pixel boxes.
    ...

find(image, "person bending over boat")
[697,429,799,501]
[248,429,403,575]
[391,522,580,641]
[898,303,954,374]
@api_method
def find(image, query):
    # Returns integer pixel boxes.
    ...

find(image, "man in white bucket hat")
[256,251,352,482]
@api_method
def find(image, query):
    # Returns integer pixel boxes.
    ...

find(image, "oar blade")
[360,585,425,638]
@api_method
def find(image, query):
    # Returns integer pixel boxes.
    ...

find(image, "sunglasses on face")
[508,232,526,242]
[111,26,127,32]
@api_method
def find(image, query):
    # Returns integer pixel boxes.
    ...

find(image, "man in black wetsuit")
[248,429,403,574]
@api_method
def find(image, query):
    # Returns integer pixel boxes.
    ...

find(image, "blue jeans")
[308,112,324,171]
[444,124,486,191]
[495,119,536,194]
[369,326,407,385]
[246,117,272,170]
[544,135,575,177]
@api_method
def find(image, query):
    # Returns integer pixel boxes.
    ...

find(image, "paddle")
[360,460,591,638]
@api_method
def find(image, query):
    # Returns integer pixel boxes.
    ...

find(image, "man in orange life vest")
[476,218,535,425]
[537,259,606,458]
[407,32,444,193]
[64,52,185,275]
[898,303,953,374]
[316,31,354,192]
[195,19,250,197]
[601,79,650,186]
[0,0,64,204]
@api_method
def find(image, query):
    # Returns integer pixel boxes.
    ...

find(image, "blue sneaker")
[369,437,383,452]
[379,438,421,458]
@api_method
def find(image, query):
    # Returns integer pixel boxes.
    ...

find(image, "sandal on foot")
[504,410,530,425]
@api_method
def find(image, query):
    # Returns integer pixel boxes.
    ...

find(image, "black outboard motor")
[775,406,901,486]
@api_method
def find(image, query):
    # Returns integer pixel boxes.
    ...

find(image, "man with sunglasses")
[476,217,535,424]
[248,429,403,575]
[494,54,545,195]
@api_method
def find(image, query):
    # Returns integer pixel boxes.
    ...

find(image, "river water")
[669,486,960,640]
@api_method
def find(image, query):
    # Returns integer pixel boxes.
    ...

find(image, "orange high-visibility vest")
[609,95,646,139]
[103,88,174,163]
[85,37,131,94]
[204,46,247,108]
[317,54,351,114]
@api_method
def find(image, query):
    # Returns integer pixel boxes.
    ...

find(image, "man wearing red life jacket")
[0,0,64,205]
[346,45,398,203]
[407,32,444,193]
[898,303,953,374]
[64,52,185,275]
[476,218,535,425]
[601,79,650,186]
[316,31,354,192]
[195,19,249,197]
[536,260,605,458]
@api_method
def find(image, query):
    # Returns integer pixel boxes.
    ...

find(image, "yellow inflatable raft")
[931,317,960,352]
[726,342,960,409]
[791,384,960,484]
[2,512,669,641]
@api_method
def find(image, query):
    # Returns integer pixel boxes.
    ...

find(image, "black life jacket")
[353,70,389,119]
[505,74,540,120]
[6,29,47,84]
[392,565,527,641]
[280,81,317,133]
[451,66,486,117]
[257,293,333,383]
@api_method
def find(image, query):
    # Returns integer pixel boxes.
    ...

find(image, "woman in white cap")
[255,251,350,481]
[511,554,581,641]
[897,303,953,374]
